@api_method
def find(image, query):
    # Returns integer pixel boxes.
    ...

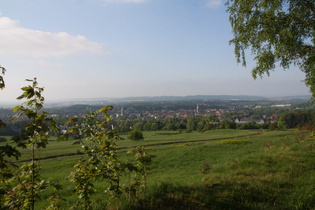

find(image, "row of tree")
[115,110,315,132]
[2,110,315,137]
[277,110,315,129]
[113,117,273,133]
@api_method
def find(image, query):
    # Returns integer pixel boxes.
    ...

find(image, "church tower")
[120,107,124,116]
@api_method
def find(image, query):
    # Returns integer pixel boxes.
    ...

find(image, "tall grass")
[127,130,315,209]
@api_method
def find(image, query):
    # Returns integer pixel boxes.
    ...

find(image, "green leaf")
[226,0,315,97]
[0,120,6,128]
[21,86,33,91]
[98,105,113,114]
[12,106,21,112]
[66,118,78,125]
[58,134,69,141]
[12,113,23,121]
[72,140,81,145]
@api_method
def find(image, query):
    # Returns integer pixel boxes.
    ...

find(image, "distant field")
[0,129,260,161]
[2,129,315,209]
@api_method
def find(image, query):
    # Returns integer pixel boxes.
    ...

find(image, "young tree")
[65,106,123,209]
[227,0,315,95]
[65,108,152,208]
[5,78,60,210]
[125,146,155,202]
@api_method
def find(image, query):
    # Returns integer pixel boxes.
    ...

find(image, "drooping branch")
[304,0,315,16]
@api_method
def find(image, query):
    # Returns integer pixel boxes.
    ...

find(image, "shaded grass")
[123,130,315,210]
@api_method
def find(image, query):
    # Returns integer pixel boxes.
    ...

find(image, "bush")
[128,129,144,141]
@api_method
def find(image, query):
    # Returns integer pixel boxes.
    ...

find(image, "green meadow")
[2,129,315,209]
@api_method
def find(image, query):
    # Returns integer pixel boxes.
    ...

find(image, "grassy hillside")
[2,129,315,209]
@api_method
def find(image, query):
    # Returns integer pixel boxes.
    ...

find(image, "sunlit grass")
[3,129,315,209]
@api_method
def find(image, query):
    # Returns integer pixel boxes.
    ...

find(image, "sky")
[0,0,310,103]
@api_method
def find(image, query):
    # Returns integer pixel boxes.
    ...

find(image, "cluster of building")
[113,102,285,124]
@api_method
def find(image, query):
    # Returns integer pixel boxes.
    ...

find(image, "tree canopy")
[227,0,315,95]
[128,129,144,141]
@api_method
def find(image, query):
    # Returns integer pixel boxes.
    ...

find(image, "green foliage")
[186,118,197,131]
[0,65,5,90]
[0,66,15,206]
[227,0,315,96]
[0,77,156,209]
[199,159,212,174]
[237,122,260,130]
[11,79,58,148]
[278,110,315,129]
[128,129,144,141]
[65,106,123,209]
[123,146,155,204]
[129,146,154,187]
[65,107,155,209]
[68,160,96,210]
[5,162,61,210]
[0,120,6,129]
[219,120,237,129]
[3,79,60,210]
[46,196,64,210]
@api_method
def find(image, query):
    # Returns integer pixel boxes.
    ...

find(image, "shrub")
[128,129,144,141]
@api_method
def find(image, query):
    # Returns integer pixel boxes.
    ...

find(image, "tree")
[196,120,205,132]
[0,76,154,208]
[150,123,159,131]
[0,67,20,209]
[128,129,144,141]
[0,66,6,128]
[5,79,60,210]
[133,121,144,131]
[65,106,124,209]
[227,0,315,96]
[186,118,196,131]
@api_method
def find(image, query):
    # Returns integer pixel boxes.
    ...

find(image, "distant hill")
[45,95,272,106]
[86,94,312,102]
[270,95,311,100]
[109,95,269,102]
[3,95,311,107]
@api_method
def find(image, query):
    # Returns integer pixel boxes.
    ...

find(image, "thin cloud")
[101,0,148,3]
[0,17,104,57]
[206,0,222,8]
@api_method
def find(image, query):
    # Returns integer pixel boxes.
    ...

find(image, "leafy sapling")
[5,78,61,210]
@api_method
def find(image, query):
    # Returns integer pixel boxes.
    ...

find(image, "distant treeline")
[112,116,271,133]
[1,110,315,137]
[277,110,315,129]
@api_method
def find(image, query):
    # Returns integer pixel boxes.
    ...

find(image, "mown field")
[2,129,315,209]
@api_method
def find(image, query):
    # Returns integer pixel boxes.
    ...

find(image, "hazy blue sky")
[0,0,310,102]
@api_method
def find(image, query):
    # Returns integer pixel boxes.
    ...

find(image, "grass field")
[2,129,315,209]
